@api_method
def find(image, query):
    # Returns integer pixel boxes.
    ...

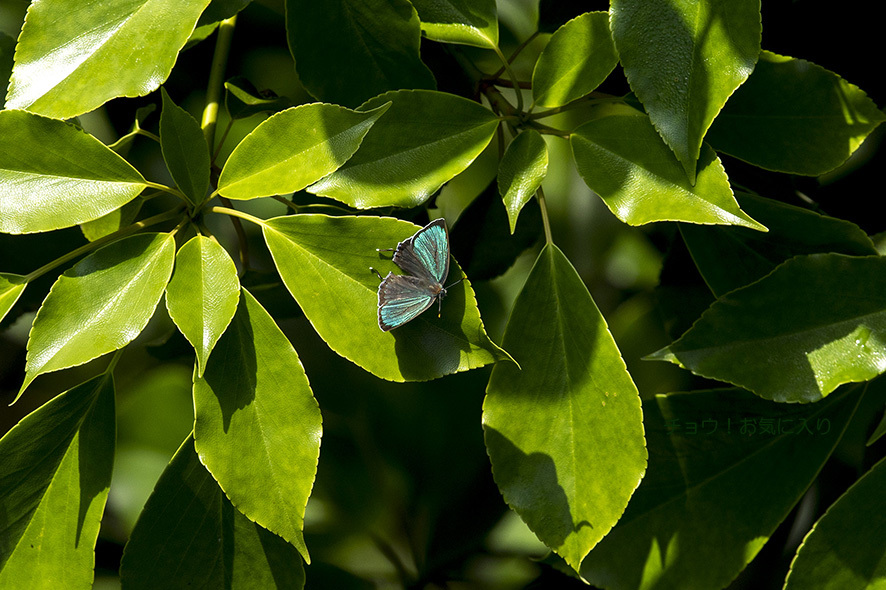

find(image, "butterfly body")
[375,219,452,332]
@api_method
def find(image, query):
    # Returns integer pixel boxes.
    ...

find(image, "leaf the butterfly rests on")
[375,219,454,331]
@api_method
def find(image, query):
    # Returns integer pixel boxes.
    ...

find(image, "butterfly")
[371,219,459,332]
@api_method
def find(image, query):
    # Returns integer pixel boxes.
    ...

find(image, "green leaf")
[193,288,322,562]
[650,254,886,403]
[531,12,618,109]
[0,374,115,590]
[285,0,435,107]
[497,129,548,234]
[262,214,510,381]
[5,0,211,119]
[0,273,26,324]
[120,436,306,590]
[570,114,766,231]
[197,0,252,27]
[165,236,240,377]
[0,110,147,234]
[80,199,144,242]
[707,51,886,175]
[217,102,390,200]
[160,88,210,206]
[410,0,498,48]
[867,409,886,447]
[580,386,863,590]
[20,233,176,398]
[785,455,886,590]
[308,90,499,208]
[610,0,761,181]
[681,192,877,297]
[483,244,647,572]
[224,76,292,120]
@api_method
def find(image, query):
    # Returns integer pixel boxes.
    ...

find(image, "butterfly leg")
[369,267,384,281]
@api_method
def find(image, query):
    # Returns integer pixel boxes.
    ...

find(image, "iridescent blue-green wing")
[392,219,450,284]
[377,274,437,331]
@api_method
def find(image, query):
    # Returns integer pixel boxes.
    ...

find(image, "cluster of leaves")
[1,0,885,588]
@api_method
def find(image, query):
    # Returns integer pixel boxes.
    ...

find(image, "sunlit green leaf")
[263,214,510,381]
[194,289,322,562]
[120,436,305,589]
[308,90,499,208]
[5,0,211,119]
[217,102,390,200]
[197,0,251,27]
[0,374,115,590]
[497,129,547,234]
[707,51,886,175]
[285,0,435,107]
[160,88,210,205]
[581,386,863,590]
[786,455,886,589]
[571,114,765,230]
[165,236,240,377]
[610,0,761,181]
[20,233,176,399]
[0,110,147,235]
[531,12,618,109]
[484,244,647,572]
[224,76,292,120]
[411,0,498,48]
[80,199,144,242]
[650,254,886,403]
[681,192,877,296]
[0,273,26,324]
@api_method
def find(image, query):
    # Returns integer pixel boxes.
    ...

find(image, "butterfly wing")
[392,219,450,284]
[377,273,440,331]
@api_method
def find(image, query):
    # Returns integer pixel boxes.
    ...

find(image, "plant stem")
[209,205,268,228]
[23,206,185,283]
[536,186,553,246]
[493,45,524,113]
[202,15,238,151]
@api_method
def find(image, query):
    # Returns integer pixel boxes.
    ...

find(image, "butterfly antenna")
[445,278,464,289]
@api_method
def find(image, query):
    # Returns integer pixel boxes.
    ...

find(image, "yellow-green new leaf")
[262,214,510,382]
[0,273,26,324]
[165,236,240,377]
[0,374,115,590]
[484,245,647,572]
[531,12,618,109]
[5,0,211,119]
[194,289,322,563]
[571,114,766,231]
[20,233,176,399]
[0,110,147,234]
[497,129,548,234]
[217,102,390,200]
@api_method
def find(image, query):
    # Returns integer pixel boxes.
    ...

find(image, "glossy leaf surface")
[121,436,305,589]
[0,273,26,324]
[160,88,210,205]
[263,214,509,381]
[610,0,761,181]
[571,114,765,230]
[531,12,618,108]
[681,192,877,297]
[21,233,176,397]
[5,0,211,119]
[217,102,389,200]
[707,51,886,175]
[484,245,647,571]
[784,455,886,590]
[308,90,499,208]
[410,0,498,48]
[651,254,886,403]
[580,386,862,590]
[497,129,548,234]
[165,236,240,377]
[0,375,115,590]
[286,0,435,107]
[0,110,147,234]
[194,289,322,562]
[80,199,144,242]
